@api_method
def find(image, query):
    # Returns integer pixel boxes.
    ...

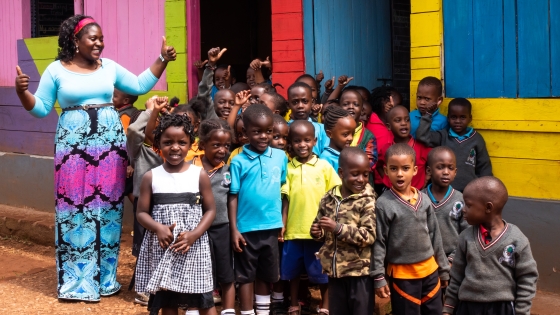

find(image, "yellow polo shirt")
[281,155,341,240]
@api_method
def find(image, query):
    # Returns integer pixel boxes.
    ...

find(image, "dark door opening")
[200,0,272,85]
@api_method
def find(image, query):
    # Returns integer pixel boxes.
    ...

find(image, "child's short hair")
[255,82,276,93]
[231,82,250,94]
[272,113,288,126]
[153,113,195,152]
[369,86,392,115]
[175,97,209,121]
[386,104,409,119]
[242,103,273,127]
[385,143,416,164]
[427,146,455,167]
[199,118,233,144]
[322,105,351,131]
[340,88,363,103]
[296,74,319,90]
[289,120,315,138]
[264,91,288,117]
[465,176,508,211]
[448,97,472,114]
[344,85,371,102]
[339,147,368,169]
[418,76,443,96]
[287,81,312,97]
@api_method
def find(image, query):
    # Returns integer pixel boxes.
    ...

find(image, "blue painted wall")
[303,0,392,92]
[443,0,560,98]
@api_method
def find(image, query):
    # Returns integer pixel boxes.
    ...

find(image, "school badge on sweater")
[499,244,516,267]
[450,201,464,220]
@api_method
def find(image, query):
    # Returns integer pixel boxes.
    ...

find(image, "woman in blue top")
[14,15,176,302]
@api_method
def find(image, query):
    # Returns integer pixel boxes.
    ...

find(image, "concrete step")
[0,204,54,247]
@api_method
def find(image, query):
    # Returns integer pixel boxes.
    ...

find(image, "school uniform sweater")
[443,223,538,315]
[416,114,493,191]
[191,156,231,226]
[371,189,450,288]
[421,187,469,261]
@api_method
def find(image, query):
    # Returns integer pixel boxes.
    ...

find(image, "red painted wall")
[271,0,305,97]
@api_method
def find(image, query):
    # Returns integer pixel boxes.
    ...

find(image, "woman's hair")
[153,113,195,152]
[199,118,233,144]
[56,15,100,62]
[322,105,351,131]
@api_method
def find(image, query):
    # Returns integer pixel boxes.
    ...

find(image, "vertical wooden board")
[411,0,441,14]
[116,0,130,70]
[503,0,517,97]
[74,0,84,14]
[302,0,315,76]
[0,0,23,86]
[442,0,474,97]
[84,0,102,21]
[375,0,392,85]
[127,0,144,75]
[551,0,560,96]
[472,0,503,97]
[144,0,166,90]
[517,0,550,97]
[187,0,201,99]
[272,0,302,14]
[100,0,117,60]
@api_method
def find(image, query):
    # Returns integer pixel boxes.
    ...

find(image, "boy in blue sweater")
[410,76,448,137]
[229,104,288,315]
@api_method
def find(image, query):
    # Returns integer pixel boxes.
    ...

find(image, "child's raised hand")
[338,75,354,87]
[223,65,232,82]
[375,285,391,298]
[235,90,251,107]
[261,56,271,68]
[324,76,335,91]
[171,231,193,253]
[319,216,337,233]
[194,59,208,69]
[15,66,30,94]
[383,95,395,113]
[315,70,324,83]
[145,96,156,111]
[231,229,247,253]
[154,96,169,112]
[425,101,440,115]
[208,47,227,65]
[312,103,323,116]
[310,223,323,238]
[156,223,176,249]
[250,58,262,70]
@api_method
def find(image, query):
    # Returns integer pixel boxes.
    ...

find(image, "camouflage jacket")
[311,184,377,278]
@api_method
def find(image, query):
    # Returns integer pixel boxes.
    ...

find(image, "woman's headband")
[74,18,96,35]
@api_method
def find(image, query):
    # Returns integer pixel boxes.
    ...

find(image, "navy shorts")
[280,239,327,283]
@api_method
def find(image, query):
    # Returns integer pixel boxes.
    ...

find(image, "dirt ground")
[1,234,559,315]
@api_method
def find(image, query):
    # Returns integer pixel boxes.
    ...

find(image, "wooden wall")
[411,0,560,200]
[271,0,306,97]
[0,0,30,86]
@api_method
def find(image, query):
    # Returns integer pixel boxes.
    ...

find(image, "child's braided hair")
[199,118,233,144]
[322,105,351,131]
[153,113,195,152]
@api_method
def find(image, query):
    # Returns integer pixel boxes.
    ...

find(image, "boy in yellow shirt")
[280,120,340,315]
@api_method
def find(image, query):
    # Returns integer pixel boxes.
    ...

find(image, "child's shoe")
[212,289,222,304]
[134,292,149,306]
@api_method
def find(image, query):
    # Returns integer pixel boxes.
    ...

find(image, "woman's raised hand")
[160,36,177,62]
[15,66,30,94]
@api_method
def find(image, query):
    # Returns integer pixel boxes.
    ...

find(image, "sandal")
[288,305,301,315]
[317,308,329,315]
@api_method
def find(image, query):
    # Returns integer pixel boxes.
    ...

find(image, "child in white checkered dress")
[135,113,218,315]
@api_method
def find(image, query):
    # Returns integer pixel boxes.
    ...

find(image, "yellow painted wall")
[410,0,560,200]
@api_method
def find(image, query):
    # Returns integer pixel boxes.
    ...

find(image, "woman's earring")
[76,47,79,53]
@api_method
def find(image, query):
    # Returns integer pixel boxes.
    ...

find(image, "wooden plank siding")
[413,0,560,200]
[0,0,30,86]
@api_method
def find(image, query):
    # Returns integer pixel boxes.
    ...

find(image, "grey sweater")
[416,114,493,191]
[208,164,230,226]
[126,110,163,197]
[197,67,219,120]
[443,223,538,315]
[421,187,469,261]
[372,189,450,288]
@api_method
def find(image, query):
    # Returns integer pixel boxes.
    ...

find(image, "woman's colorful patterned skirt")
[54,107,127,301]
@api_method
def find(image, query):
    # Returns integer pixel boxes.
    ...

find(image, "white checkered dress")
[135,199,213,294]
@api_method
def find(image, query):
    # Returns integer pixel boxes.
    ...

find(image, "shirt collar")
[393,186,419,205]
[449,127,474,140]
[117,104,133,112]
[323,146,340,156]
[291,154,318,167]
[426,184,452,204]
[192,155,225,173]
[287,117,313,125]
[351,122,363,147]
[242,144,272,160]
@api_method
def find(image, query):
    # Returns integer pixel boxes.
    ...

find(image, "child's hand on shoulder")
[319,216,337,233]
[324,76,335,91]
[310,223,323,238]
[208,47,227,65]
[235,90,251,107]
[315,70,324,83]
[170,231,193,253]
[375,285,391,298]
[337,75,354,88]
[156,222,176,249]
[194,59,208,69]
[231,228,247,253]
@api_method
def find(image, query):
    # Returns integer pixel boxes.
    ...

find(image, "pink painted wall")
[0,0,30,86]
[84,0,167,90]
[187,0,201,98]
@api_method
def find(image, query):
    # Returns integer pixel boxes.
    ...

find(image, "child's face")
[288,87,313,120]
[271,123,289,150]
[201,130,231,167]
[462,189,488,226]
[390,90,402,106]
[427,150,457,188]
[235,119,249,145]
[243,116,273,153]
[112,89,127,109]
[340,91,363,123]
[246,68,256,88]
[326,116,357,151]
[290,124,317,161]
[259,93,279,114]
[386,107,411,141]
[160,126,191,166]
[448,105,472,136]
[416,84,442,115]
[296,77,318,101]
[384,154,417,193]
[214,90,235,119]
[339,154,370,195]
[214,68,231,89]
[249,86,266,104]
[360,100,373,122]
